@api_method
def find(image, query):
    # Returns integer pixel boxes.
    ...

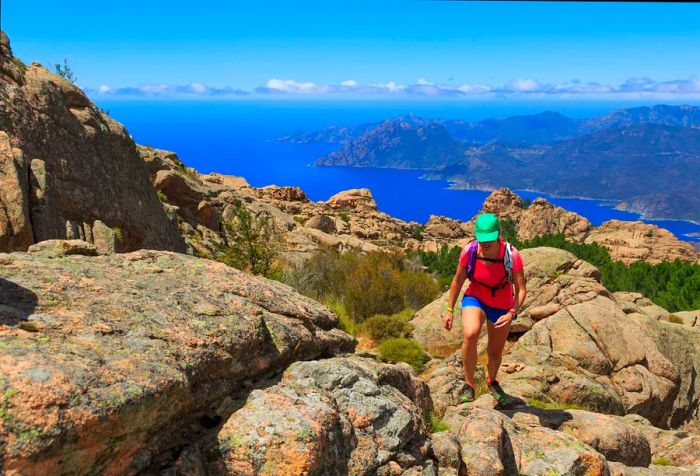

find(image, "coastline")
[440,178,700,227]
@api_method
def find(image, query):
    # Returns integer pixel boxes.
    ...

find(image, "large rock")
[478,188,525,223]
[0,31,185,253]
[0,250,354,475]
[517,197,594,242]
[326,188,378,211]
[584,220,699,265]
[452,405,610,475]
[212,357,433,475]
[27,239,98,258]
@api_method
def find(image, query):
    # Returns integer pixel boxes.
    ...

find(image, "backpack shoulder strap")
[503,241,514,283]
[466,241,478,281]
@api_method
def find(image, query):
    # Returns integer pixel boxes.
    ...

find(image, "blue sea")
[95,99,700,243]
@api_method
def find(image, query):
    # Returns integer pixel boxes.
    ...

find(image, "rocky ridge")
[0,31,185,255]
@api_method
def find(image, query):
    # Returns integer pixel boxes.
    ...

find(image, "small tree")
[219,201,280,277]
[55,57,77,83]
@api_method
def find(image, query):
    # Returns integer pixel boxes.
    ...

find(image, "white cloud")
[263,78,330,94]
[503,78,544,92]
[83,76,700,99]
[188,82,207,93]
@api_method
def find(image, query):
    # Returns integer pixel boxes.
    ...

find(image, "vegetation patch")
[651,457,677,466]
[428,413,449,433]
[377,338,427,373]
[527,398,591,412]
[357,313,414,343]
[217,200,281,277]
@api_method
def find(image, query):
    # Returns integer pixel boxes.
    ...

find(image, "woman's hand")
[493,313,513,329]
[442,311,454,331]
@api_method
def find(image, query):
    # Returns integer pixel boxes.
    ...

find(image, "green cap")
[475,213,500,242]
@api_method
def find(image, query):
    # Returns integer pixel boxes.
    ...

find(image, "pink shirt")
[458,238,524,309]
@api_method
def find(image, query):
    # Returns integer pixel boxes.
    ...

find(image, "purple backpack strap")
[466,241,479,281]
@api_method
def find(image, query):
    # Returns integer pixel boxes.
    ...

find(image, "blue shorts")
[461,295,510,324]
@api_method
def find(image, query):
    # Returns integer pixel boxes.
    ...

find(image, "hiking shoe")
[459,384,476,404]
[487,379,511,408]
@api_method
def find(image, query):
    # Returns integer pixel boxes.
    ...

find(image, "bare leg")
[486,318,511,381]
[461,306,485,388]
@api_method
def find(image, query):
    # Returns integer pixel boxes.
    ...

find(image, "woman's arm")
[443,265,467,331]
[511,268,527,315]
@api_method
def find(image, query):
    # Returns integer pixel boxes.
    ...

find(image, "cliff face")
[0,31,185,253]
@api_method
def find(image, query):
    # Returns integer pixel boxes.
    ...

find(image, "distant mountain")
[439,123,700,222]
[316,117,464,169]
[273,123,376,144]
[288,104,700,147]
[580,104,700,134]
[443,111,581,144]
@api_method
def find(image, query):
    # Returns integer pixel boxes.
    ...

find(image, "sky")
[3,1,700,100]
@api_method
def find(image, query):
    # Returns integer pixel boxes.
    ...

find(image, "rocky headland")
[1,30,700,475]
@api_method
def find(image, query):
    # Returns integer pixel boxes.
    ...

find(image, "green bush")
[54,57,77,83]
[401,271,440,310]
[322,297,355,335]
[218,201,280,277]
[414,244,462,287]
[428,413,449,433]
[344,253,406,321]
[358,314,414,342]
[411,224,425,241]
[499,217,519,244]
[283,247,361,300]
[377,338,427,373]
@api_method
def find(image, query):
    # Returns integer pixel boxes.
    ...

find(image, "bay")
[95,99,700,243]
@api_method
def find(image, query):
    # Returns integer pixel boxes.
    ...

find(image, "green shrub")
[344,254,405,321]
[283,247,360,300]
[218,201,280,277]
[401,270,440,310]
[651,457,677,466]
[338,212,350,222]
[12,57,27,74]
[377,338,427,373]
[414,244,462,287]
[358,314,414,342]
[428,413,449,433]
[156,190,168,202]
[54,57,77,83]
[499,217,519,244]
[322,297,355,335]
[411,224,425,241]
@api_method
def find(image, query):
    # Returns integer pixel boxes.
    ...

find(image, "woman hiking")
[442,213,527,406]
